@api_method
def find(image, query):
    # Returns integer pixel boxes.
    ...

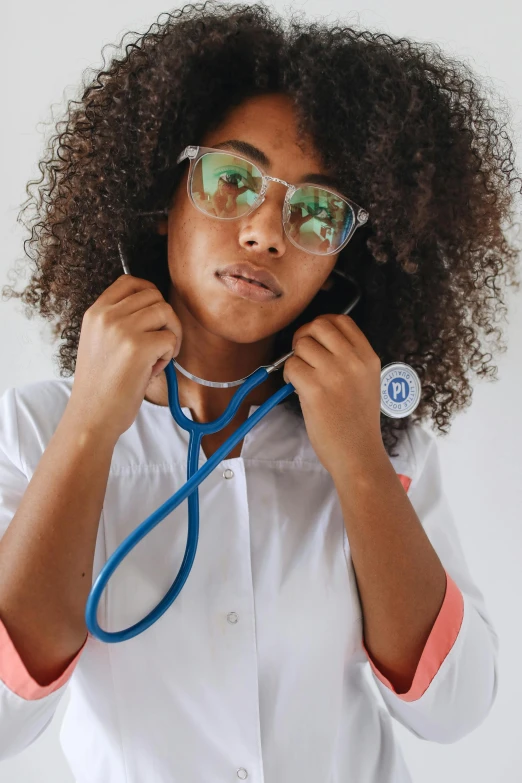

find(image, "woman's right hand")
[68,274,182,442]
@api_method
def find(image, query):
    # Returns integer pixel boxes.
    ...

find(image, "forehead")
[204,93,300,138]
[198,94,349,192]
[201,93,321,159]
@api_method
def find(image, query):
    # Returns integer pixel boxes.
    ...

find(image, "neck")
[144,284,287,419]
[144,358,285,420]
[145,331,285,421]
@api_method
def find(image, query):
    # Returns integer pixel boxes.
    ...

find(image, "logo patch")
[380,363,421,419]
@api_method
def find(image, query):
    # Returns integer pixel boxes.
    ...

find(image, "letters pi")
[388,377,410,403]
[379,363,421,419]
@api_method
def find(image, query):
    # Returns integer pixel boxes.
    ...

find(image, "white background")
[1,1,521,781]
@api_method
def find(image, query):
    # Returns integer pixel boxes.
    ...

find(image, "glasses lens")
[187,154,359,250]
[286,186,355,254]
[190,152,263,218]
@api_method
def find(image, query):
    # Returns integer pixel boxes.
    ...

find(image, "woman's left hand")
[282,314,385,478]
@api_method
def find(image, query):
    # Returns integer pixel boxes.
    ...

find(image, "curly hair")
[3,1,521,457]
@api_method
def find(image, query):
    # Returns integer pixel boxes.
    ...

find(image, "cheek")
[168,197,215,264]
[166,198,238,297]
[278,262,337,325]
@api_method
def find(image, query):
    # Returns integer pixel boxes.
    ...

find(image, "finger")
[283,354,316,389]
[292,335,332,369]
[297,314,375,362]
[293,317,356,357]
[102,274,160,306]
[331,314,375,357]
[134,301,183,343]
[111,287,166,318]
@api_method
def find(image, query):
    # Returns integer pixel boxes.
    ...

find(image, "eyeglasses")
[176,145,369,256]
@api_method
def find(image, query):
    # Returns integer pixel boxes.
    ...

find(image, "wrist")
[61,399,120,450]
[330,439,389,488]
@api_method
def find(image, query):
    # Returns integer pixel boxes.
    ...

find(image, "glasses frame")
[176,145,369,256]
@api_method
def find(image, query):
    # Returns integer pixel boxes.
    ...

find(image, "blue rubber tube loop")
[85,359,295,643]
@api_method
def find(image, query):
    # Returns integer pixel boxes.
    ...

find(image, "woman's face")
[158,93,340,349]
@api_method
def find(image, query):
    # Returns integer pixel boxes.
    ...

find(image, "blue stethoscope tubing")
[85,277,361,643]
[85,365,295,643]
[84,256,422,643]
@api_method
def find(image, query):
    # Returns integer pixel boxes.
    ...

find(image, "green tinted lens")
[190,152,263,218]
[189,155,358,248]
[286,186,354,253]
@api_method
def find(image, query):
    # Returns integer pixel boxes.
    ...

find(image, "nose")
[238,187,287,257]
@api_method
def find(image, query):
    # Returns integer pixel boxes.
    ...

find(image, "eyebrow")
[213,139,342,191]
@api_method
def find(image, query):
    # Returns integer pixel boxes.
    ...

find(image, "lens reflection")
[189,151,356,253]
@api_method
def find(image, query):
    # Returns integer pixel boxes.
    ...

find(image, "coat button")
[223,468,234,479]
[237,769,248,779]
[227,612,238,624]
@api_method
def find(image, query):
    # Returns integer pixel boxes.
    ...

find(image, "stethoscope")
[85,244,422,643]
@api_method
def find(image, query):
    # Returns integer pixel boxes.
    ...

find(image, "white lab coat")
[0,378,498,783]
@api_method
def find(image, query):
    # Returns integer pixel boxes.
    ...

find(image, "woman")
[0,2,518,781]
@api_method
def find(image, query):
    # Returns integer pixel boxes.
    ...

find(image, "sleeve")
[362,425,499,744]
[0,386,85,761]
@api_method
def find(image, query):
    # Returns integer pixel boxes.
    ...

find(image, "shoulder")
[0,378,74,474]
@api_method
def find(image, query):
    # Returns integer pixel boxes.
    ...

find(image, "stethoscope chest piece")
[380,362,421,419]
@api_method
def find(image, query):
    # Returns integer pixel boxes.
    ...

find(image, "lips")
[217,274,279,302]
[216,262,282,296]
[233,276,267,289]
